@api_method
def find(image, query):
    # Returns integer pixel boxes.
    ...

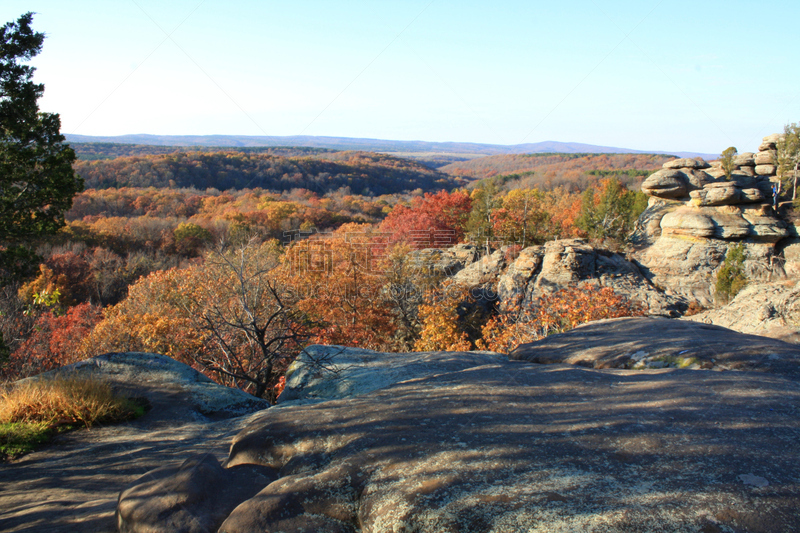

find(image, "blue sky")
[3,1,799,154]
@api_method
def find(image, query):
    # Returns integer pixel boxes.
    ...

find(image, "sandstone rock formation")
[409,243,478,278]
[117,455,277,533]
[451,247,507,287]
[53,352,268,417]
[408,238,687,317]
[495,238,686,316]
[632,134,794,307]
[116,325,800,532]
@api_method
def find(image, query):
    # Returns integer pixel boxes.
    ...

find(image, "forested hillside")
[441,153,675,191]
[74,150,461,195]
[72,143,336,161]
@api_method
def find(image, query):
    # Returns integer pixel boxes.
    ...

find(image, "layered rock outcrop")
[632,134,795,306]
[495,239,686,316]
[408,239,688,316]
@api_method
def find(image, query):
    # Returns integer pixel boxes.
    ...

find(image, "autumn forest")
[0,144,659,401]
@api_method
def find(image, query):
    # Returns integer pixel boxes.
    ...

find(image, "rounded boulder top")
[662,157,710,170]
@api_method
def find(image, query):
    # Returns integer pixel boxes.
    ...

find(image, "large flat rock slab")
[219,363,800,532]
[510,317,800,376]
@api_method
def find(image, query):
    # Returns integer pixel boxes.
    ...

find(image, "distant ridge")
[64,134,719,160]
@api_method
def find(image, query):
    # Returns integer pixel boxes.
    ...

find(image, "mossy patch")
[0,421,53,460]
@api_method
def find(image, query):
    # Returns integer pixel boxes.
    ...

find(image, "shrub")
[720,147,738,180]
[715,244,747,304]
[3,303,102,380]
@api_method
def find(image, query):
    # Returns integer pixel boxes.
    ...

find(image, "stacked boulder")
[633,134,794,307]
[705,133,784,180]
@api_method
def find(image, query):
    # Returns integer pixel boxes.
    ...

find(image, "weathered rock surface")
[630,197,680,245]
[662,157,710,169]
[734,152,756,166]
[495,239,686,316]
[0,353,269,533]
[783,239,800,277]
[510,317,800,375]
[117,455,277,533]
[657,205,787,242]
[640,169,691,198]
[52,353,268,417]
[451,248,507,287]
[755,150,776,165]
[755,163,777,176]
[278,345,505,405]
[689,182,740,205]
[636,238,783,306]
[410,244,479,277]
[762,132,784,145]
[686,281,800,343]
[119,326,800,533]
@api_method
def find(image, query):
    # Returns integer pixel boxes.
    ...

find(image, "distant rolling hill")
[440,153,674,191]
[64,134,719,162]
[72,150,461,196]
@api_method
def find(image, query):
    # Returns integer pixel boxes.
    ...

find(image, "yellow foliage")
[414,283,472,352]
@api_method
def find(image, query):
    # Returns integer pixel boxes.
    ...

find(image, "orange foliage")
[414,283,473,352]
[282,224,398,350]
[545,188,585,238]
[82,268,207,362]
[478,284,646,354]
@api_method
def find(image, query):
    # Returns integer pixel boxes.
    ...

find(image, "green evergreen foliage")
[715,243,748,303]
[0,13,83,285]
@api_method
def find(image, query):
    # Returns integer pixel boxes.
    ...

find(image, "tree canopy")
[0,13,82,284]
[776,124,799,201]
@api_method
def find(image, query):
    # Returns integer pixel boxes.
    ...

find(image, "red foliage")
[4,303,103,379]
[380,190,472,249]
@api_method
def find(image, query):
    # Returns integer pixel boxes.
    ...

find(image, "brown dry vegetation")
[0,375,144,428]
[441,152,673,191]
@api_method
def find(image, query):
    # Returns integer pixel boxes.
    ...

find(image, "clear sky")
[3,1,799,154]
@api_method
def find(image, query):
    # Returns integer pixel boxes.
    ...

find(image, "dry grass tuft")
[0,374,145,428]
